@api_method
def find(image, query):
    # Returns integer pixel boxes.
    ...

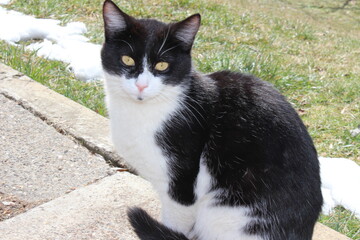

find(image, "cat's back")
[205,70,318,167]
[207,70,304,133]
[207,70,291,112]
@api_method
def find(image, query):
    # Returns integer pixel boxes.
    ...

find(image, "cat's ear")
[173,14,201,50]
[103,0,130,35]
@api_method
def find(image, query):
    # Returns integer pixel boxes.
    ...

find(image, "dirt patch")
[0,192,40,221]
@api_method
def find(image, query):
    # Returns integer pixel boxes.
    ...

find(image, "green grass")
[0,42,106,115]
[321,207,360,240]
[0,0,359,238]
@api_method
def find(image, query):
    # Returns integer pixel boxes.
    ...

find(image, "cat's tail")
[127,207,190,240]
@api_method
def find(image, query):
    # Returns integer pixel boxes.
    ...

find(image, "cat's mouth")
[130,90,157,103]
[134,89,149,102]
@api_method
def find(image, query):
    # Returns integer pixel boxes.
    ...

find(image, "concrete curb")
[0,63,124,167]
[0,93,113,204]
[0,173,160,240]
[0,63,351,239]
[314,223,351,240]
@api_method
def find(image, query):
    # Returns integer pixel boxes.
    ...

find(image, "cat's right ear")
[103,0,129,36]
[172,14,201,51]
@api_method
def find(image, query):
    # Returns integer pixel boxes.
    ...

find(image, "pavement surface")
[0,94,112,203]
[0,62,350,240]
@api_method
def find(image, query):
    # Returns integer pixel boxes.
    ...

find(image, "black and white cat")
[101,1,323,239]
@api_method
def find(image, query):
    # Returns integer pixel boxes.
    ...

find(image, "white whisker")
[160,44,180,57]
[185,99,206,122]
[160,88,206,130]
[120,40,134,53]
[182,102,205,129]
[156,90,194,130]
[187,96,206,114]
[157,27,170,55]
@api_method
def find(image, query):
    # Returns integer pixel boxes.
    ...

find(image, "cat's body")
[101,1,323,239]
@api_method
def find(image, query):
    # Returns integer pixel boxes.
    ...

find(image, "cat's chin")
[126,92,161,104]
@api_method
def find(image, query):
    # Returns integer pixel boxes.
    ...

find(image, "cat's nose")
[135,82,148,93]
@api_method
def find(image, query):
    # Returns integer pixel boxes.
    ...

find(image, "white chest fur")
[104,73,183,192]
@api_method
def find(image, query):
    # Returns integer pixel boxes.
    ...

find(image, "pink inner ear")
[103,1,127,31]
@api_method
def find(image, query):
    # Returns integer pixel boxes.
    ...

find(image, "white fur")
[103,62,261,240]
[195,157,213,199]
[106,13,126,31]
[190,160,262,240]
[194,203,262,240]
[109,59,165,101]
[104,71,182,188]
[160,194,197,234]
[159,160,262,240]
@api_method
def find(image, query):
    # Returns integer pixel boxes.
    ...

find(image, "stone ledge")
[0,62,351,240]
[0,63,124,167]
[0,173,160,240]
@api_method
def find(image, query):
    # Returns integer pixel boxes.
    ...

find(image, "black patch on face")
[101,6,199,86]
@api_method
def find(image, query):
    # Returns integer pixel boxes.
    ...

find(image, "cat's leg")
[160,194,197,237]
[193,202,263,240]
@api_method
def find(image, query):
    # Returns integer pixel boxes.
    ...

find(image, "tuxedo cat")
[101,1,323,239]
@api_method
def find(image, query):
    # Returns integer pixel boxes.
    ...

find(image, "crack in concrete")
[0,91,125,169]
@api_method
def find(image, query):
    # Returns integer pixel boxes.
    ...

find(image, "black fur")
[156,76,211,205]
[127,207,189,240]
[206,71,322,239]
[155,71,322,239]
[102,1,323,239]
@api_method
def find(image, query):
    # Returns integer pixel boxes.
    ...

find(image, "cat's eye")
[121,56,135,66]
[155,62,169,71]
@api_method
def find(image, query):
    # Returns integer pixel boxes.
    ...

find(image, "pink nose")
[136,82,148,92]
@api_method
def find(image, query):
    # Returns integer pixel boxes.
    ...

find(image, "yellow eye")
[155,62,169,71]
[121,56,135,66]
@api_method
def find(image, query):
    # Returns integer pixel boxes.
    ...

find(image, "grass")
[0,0,359,238]
[321,206,360,239]
[0,42,106,115]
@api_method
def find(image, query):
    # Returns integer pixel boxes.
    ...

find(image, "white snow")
[0,3,360,219]
[0,0,10,5]
[319,157,360,218]
[0,6,103,81]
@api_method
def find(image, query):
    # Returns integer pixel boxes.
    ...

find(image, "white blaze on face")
[134,67,152,100]
[122,57,164,101]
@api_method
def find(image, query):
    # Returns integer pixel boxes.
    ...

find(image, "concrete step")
[0,172,159,240]
[0,94,113,206]
[0,63,350,239]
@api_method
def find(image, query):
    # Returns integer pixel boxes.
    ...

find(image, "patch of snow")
[27,38,102,81]
[2,201,15,206]
[350,126,360,137]
[0,6,103,81]
[320,157,360,218]
[0,0,10,5]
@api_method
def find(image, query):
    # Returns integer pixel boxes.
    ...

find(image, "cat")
[101,0,323,239]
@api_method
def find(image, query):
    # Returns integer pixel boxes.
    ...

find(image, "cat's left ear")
[172,14,201,51]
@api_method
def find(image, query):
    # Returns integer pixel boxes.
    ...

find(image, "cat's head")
[101,0,200,102]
